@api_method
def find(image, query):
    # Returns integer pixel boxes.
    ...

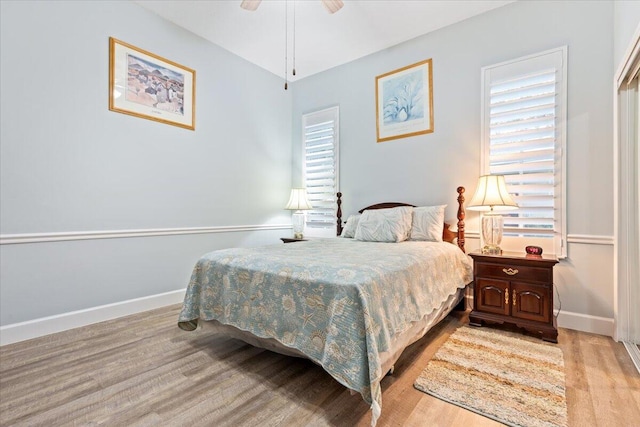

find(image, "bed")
[178,187,472,425]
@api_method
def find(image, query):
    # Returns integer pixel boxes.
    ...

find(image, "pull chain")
[284,0,288,90]
[292,0,296,76]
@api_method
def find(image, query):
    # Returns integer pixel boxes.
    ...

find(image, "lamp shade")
[240,0,261,11]
[467,175,518,212]
[322,0,344,14]
[285,188,313,210]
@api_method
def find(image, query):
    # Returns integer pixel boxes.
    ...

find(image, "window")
[481,47,567,257]
[302,106,339,237]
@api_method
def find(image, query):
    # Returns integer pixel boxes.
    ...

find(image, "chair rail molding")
[566,234,614,245]
[0,224,291,245]
[466,231,613,246]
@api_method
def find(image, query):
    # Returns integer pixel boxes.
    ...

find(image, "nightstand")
[280,237,307,243]
[468,250,559,343]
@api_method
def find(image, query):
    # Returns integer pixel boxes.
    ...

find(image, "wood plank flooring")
[1,305,638,426]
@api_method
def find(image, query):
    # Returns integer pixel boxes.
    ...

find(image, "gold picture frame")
[375,59,434,142]
[109,37,196,130]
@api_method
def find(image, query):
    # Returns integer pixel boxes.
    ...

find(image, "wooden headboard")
[336,187,466,253]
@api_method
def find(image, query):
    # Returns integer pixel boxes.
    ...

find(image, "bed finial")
[456,186,466,253]
[336,192,343,236]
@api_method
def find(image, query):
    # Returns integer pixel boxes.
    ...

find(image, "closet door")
[632,71,640,344]
[619,66,640,346]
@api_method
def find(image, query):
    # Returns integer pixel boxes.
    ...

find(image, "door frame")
[614,21,640,360]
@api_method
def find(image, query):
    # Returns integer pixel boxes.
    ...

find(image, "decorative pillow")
[410,205,446,242]
[354,206,413,243]
[341,214,361,238]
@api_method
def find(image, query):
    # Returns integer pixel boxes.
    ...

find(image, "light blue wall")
[293,0,613,235]
[292,1,615,321]
[0,0,292,325]
[614,1,640,70]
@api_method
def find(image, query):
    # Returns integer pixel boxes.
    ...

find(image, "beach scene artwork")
[109,37,195,130]
[126,54,185,116]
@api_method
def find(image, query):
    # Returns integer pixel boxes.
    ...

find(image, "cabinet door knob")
[513,289,516,306]
[502,268,519,276]
[505,288,509,305]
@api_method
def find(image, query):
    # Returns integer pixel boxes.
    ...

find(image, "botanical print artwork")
[126,54,185,116]
[376,59,433,142]
[382,69,424,124]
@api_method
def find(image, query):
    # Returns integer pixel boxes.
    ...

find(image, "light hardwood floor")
[1,305,638,427]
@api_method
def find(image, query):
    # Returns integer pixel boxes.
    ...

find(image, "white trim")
[463,296,614,336]
[0,224,291,245]
[465,231,612,246]
[464,231,480,239]
[556,310,614,337]
[623,341,640,374]
[613,59,619,342]
[566,234,615,245]
[0,289,186,346]
[616,22,640,89]
[559,45,568,259]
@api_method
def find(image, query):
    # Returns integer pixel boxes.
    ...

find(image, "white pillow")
[410,205,446,242]
[354,206,413,243]
[341,214,361,238]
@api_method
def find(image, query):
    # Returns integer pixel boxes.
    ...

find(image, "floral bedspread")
[178,238,472,424]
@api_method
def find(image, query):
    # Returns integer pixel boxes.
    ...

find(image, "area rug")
[414,326,567,427]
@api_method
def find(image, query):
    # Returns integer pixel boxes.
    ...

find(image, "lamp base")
[481,214,504,255]
[291,211,305,239]
[482,244,502,255]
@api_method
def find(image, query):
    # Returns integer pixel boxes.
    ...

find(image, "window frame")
[480,47,567,258]
[301,106,340,237]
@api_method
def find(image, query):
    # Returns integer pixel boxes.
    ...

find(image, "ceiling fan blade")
[240,0,262,11]
[321,0,344,14]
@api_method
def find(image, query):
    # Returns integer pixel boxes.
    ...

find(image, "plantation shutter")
[302,106,339,235]
[481,47,567,257]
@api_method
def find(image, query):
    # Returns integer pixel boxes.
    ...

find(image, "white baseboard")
[556,310,614,337]
[0,289,186,346]
[466,294,614,337]
[466,291,615,337]
[0,292,615,346]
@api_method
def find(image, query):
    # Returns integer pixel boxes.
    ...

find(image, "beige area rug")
[414,326,567,427]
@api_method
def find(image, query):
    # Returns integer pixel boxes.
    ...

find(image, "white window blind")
[302,106,339,236]
[481,47,567,257]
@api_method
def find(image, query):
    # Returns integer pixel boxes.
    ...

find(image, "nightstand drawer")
[475,262,552,283]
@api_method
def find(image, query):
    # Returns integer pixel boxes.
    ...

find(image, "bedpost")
[456,186,466,253]
[336,192,343,236]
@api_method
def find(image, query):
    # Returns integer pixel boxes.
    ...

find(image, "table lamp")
[285,188,313,239]
[467,175,518,254]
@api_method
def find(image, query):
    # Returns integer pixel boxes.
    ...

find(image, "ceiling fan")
[240,0,344,89]
[240,0,344,14]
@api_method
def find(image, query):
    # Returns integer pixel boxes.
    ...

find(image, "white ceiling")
[135,0,514,81]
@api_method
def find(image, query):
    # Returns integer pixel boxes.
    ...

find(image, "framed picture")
[375,59,433,142]
[109,37,195,130]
